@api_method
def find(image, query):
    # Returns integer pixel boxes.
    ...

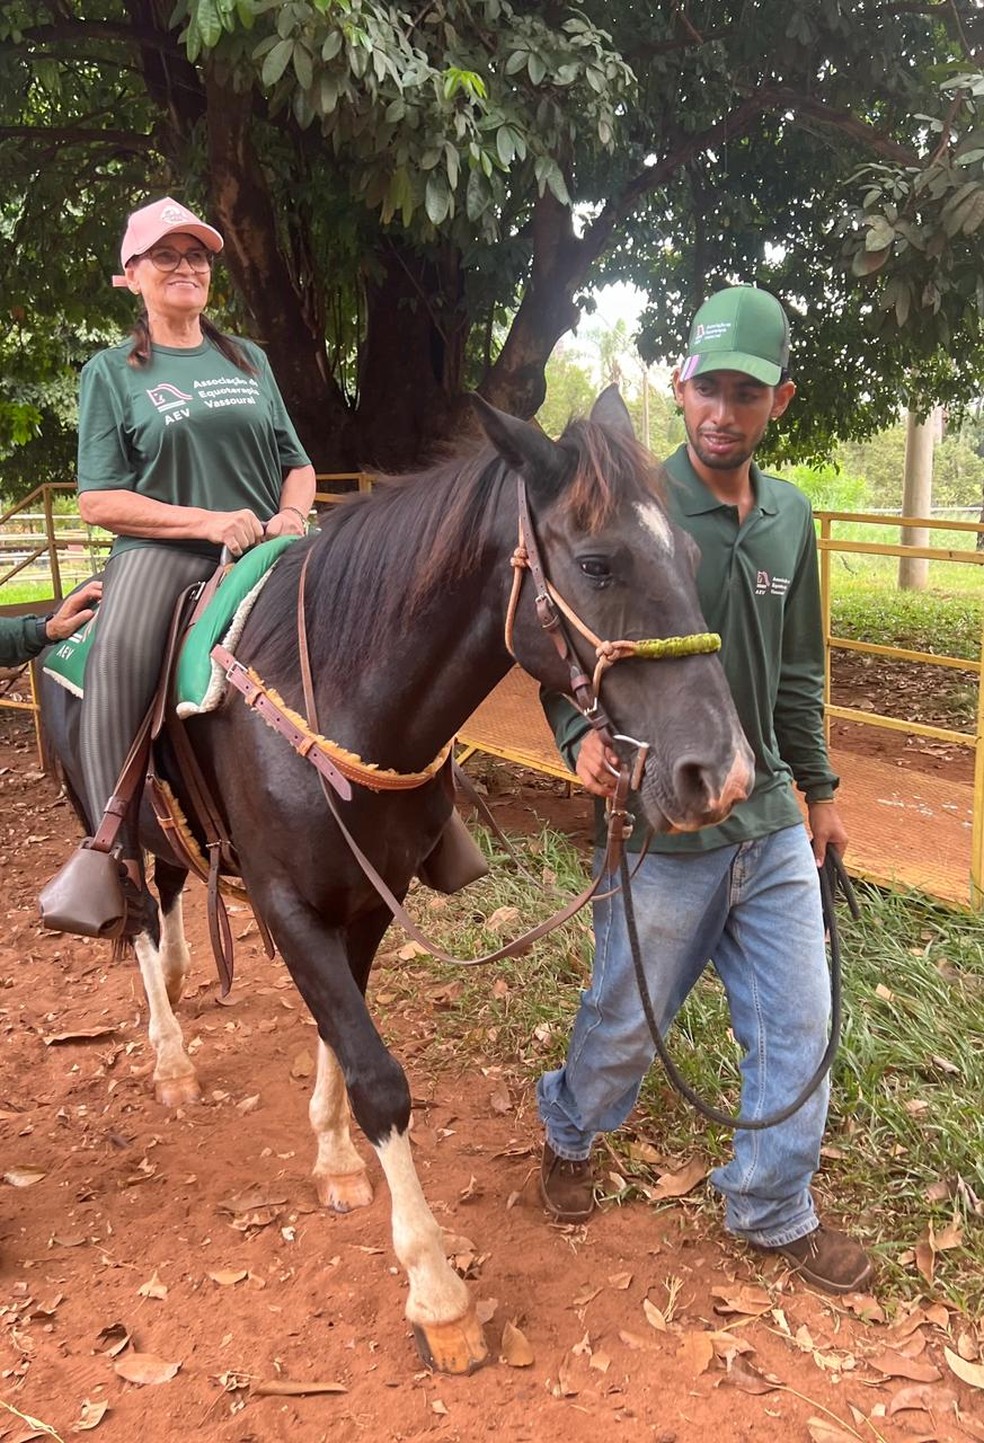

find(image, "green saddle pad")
[175,535,299,714]
[42,536,299,706]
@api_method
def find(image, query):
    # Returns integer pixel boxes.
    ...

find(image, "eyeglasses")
[141,246,214,274]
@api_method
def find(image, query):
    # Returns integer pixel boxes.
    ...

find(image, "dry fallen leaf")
[649,1156,707,1201]
[208,1269,248,1287]
[868,1349,941,1383]
[608,1272,633,1290]
[643,1298,667,1332]
[678,1330,715,1376]
[723,1356,782,1394]
[137,1270,167,1300]
[618,1329,647,1351]
[251,1379,347,1396]
[488,1081,512,1114]
[589,1351,611,1374]
[75,1398,110,1431]
[805,1417,859,1443]
[887,1382,957,1416]
[95,1323,130,1358]
[42,1026,115,1046]
[943,1345,984,1390]
[486,906,520,930]
[500,1320,534,1367]
[915,1235,935,1285]
[572,1284,603,1308]
[3,1167,47,1188]
[114,1352,181,1386]
[711,1283,773,1318]
[290,1050,314,1080]
[217,1186,287,1214]
[431,1399,449,1416]
[398,941,429,960]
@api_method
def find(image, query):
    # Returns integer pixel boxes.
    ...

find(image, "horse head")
[472,387,754,834]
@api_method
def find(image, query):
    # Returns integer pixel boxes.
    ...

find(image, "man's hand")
[575,728,622,799]
[45,580,103,642]
[807,800,848,867]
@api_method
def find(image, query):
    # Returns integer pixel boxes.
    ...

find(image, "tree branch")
[0,125,153,151]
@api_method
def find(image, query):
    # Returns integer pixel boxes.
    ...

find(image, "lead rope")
[621,840,858,1130]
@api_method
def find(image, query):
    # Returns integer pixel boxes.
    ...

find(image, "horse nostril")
[672,757,713,813]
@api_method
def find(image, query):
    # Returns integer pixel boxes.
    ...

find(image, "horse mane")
[245,415,666,690]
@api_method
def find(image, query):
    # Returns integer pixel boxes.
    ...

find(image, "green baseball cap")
[679,286,790,386]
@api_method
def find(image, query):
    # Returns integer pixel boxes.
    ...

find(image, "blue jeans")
[537,824,830,1248]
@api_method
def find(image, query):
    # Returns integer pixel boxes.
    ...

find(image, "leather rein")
[213,473,721,969]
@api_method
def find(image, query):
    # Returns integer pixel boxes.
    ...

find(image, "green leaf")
[195,0,222,48]
[425,172,450,226]
[865,216,894,251]
[261,37,294,88]
[321,29,343,61]
[496,125,515,166]
[293,44,313,91]
[527,53,545,85]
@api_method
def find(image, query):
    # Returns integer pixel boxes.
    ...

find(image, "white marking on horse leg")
[158,891,192,1007]
[134,933,201,1107]
[635,499,674,552]
[310,1040,373,1212]
[375,1128,486,1375]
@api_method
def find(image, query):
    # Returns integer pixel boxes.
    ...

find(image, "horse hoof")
[155,1074,202,1108]
[411,1311,489,1375]
[315,1168,374,1213]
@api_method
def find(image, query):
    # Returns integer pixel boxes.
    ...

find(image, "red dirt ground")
[2,710,984,1443]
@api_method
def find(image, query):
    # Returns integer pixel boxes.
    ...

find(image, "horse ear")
[469,393,563,477]
[589,384,636,440]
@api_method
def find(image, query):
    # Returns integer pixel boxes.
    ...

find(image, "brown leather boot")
[540,1142,596,1223]
[761,1223,873,1295]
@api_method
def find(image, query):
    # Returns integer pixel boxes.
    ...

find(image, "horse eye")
[579,557,613,585]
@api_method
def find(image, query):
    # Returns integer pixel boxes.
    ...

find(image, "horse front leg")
[375,1126,488,1374]
[263,898,488,1375]
[311,1039,374,1212]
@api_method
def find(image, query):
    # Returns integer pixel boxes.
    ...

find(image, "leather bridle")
[506,474,721,798]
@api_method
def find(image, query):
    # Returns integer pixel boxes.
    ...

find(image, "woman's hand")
[265,506,308,538]
[205,508,265,557]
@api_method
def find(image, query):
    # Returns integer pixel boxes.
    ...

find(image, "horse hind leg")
[153,857,192,1007]
[310,1040,374,1212]
[132,860,200,1107]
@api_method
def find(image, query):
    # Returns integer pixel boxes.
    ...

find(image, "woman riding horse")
[50,195,315,920]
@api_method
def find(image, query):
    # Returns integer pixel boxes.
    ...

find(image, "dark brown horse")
[40,389,752,1372]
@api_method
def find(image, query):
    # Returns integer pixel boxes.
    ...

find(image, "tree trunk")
[347,242,465,470]
[203,79,349,472]
[484,194,587,417]
[898,407,936,591]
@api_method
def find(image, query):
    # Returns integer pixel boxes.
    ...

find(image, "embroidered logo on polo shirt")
[755,569,790,598]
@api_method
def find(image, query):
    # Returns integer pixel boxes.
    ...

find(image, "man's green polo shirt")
[543,443,838,853]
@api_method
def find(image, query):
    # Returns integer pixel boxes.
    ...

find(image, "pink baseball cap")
[112,196,224,287]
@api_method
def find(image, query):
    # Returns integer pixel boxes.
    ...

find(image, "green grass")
[383,825,984,1317]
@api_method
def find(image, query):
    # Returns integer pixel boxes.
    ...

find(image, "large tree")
[2,0,984,481]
